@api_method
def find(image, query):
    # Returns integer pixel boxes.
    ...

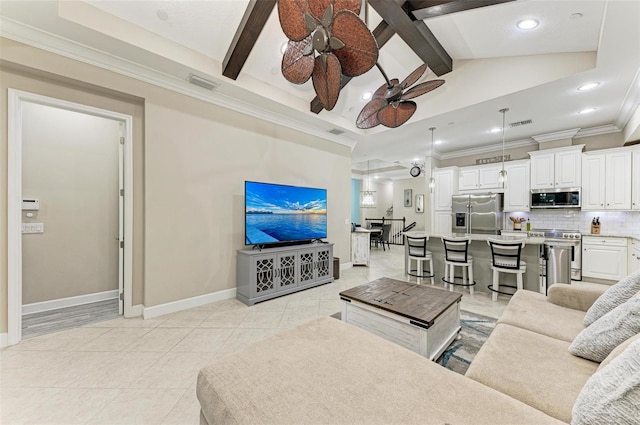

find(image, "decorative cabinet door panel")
[252,255,278,297]
[298,249,316,285]
[316,247,332,279]
[277,252,297,290]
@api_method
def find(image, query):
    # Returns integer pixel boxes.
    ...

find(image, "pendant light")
[498,108,509,187]
[428,127,436,193]
[360,160,377,208]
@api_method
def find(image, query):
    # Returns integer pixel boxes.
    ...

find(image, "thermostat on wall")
[22,199,40,210]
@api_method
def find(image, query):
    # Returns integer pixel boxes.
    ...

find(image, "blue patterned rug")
[435,310,497,375]
[329,310,496,375]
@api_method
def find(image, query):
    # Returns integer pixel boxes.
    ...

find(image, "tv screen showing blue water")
[245,181,327,245]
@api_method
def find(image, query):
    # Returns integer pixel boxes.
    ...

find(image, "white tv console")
[236,243,334,305]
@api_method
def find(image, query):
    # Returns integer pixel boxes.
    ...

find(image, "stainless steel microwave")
[531,188,581,209]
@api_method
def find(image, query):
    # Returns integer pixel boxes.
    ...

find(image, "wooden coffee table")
[339,277,462,360]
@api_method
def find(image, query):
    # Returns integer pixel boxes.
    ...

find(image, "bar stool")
[406,236,434,285]
[487,238,526,302]
[441,236,475,294]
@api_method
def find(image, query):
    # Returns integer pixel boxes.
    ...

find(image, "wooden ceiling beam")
[310,20,396,114]
[410,0,515,20]
[222,0,277,80]
[369,0,452,76]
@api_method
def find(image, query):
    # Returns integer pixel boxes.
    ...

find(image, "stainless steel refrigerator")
[451,193,504,235]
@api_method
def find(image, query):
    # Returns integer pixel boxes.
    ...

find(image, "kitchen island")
[403,231,545,296]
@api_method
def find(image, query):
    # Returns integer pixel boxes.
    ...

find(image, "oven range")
[527,229,582,291]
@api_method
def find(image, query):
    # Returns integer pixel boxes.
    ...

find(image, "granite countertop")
[403,230,545,245]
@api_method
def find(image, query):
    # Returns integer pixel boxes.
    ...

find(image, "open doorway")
[7,90,133,345]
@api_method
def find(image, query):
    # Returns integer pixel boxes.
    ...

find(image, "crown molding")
[0,17,357,150]
[438,138,537,160]
[574,124,621,138]
[615,65,640,131]
[531,128,580,143]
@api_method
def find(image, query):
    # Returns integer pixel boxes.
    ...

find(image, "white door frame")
[7,89,134,346]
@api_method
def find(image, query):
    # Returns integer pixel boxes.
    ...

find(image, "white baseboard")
[22,290,119,315]
[0,333,8,349]
[142,288,237,320]
[340,262,353,270]
[127,304,144,318]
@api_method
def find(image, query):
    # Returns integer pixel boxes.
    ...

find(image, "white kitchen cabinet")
[458,164,502,191]
[605,150,632,209]
[529,145,583,190]
[632,149,640,210]
[629,239,640,274]
[582,148,632,211]
[433,167,458,211]
[503,160,530,212]
[581,154,606,210]
[582,236,627,281]
[433,211,452,235]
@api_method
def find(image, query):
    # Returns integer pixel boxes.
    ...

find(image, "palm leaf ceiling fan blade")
[400,63,428,89]
[377,101,417,128]
[281,36,315,84]
[356,98,387,129]
[278,0,312,41]
[312,54,342,111]
[401,79,445,100]
[332,11,379,77]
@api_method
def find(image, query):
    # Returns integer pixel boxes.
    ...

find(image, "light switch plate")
[22,223,44,234]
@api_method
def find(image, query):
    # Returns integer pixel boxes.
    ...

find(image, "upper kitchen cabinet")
[503,160,531,212]
[433,167,459,211]
[529,145,584,190]
[582,148,632,210]
[458,164,503,192]
[632,149,640,211]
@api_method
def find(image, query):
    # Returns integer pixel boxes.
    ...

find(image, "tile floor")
[1,247,510,425]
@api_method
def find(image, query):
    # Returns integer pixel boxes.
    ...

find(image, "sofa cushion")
[569,298,640,362]
[597,332,640,372]
[572,339,640,425]
[197,317,563,425]
[583,269,640,326]
[466,323,598,423]
[547,283,607,312]
[498,289,586,342]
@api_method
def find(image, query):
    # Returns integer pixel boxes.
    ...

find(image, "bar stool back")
[487,238,526,302]
[441,237,475,294]
[406,236,434,285]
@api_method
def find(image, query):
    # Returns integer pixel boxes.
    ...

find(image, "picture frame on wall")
[415,194,424,213]
[404,189,412,207]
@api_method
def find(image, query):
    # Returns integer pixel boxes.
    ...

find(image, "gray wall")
[22,102,120,304]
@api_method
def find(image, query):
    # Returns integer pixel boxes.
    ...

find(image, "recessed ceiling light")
[490,127,501,133]
[157,9,169,21]
[579,107,597,114]
[570,13,583,19]
[280,42,288,55]
[413,157,420,162]
[361,91,373,101]
[517,19,539,30]
[374,175,379,179]
[578,82,600,91]
[434,140,443,145]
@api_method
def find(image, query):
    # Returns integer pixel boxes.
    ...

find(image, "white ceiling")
[1,0,639,179]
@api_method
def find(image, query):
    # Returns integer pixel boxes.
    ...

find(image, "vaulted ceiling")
[1,0,639,180]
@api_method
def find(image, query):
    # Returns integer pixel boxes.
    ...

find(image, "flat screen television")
[245,181,327,246]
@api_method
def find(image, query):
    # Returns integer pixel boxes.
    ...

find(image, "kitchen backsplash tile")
[503,210,640,237]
